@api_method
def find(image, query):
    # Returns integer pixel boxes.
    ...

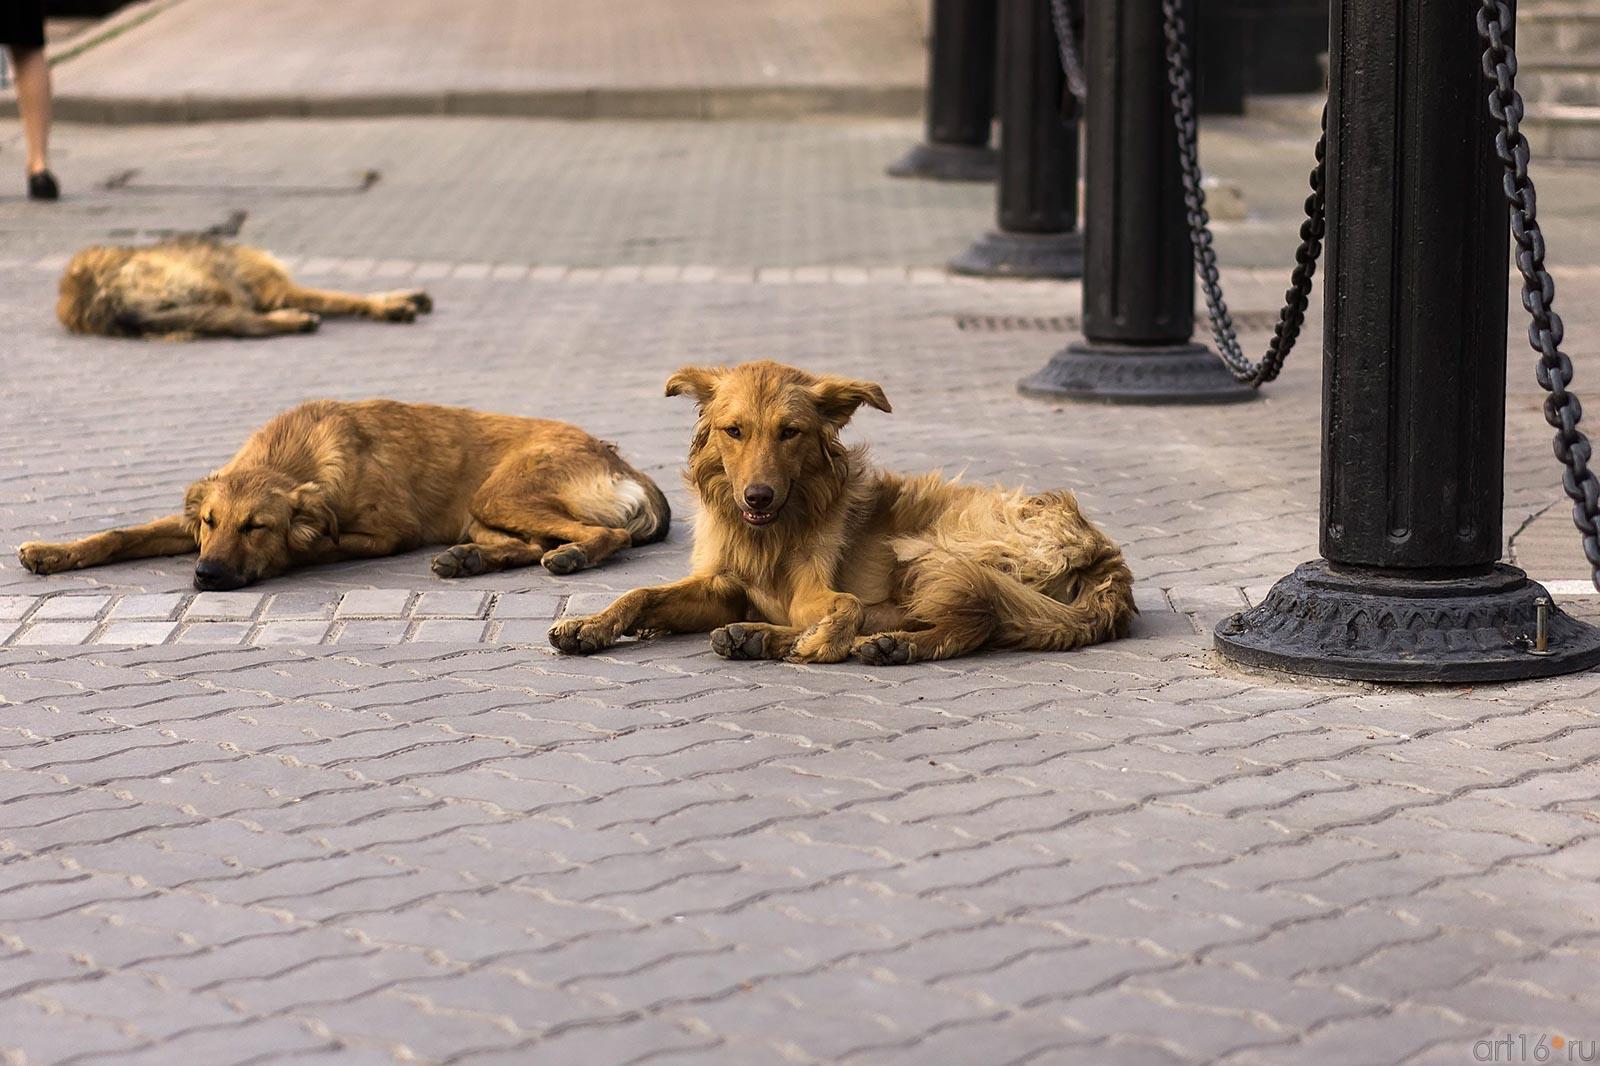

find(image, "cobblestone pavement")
[1,116,1598,1064]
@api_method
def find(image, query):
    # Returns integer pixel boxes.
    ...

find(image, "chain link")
[1478,0,1600,591]
[1158,0,1326,387]
[1049,0,1088,102]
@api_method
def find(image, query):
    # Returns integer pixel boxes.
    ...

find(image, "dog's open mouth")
[741,509,779,527]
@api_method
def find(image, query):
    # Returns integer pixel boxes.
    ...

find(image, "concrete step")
[1518,9,1600,57]
[1524,103,1600,161]
[1510,5,1600,160]
[1521,67,1600,107]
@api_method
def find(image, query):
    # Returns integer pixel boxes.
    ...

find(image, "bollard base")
[1215,561,1600,683]
[949,230,1083,280]
[886,141,999,182]
[1018,342,1257,404]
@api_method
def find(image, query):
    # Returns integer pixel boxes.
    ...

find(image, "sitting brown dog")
[58,237,432,340]
[17,400,669,590]
[549,361,1134,665]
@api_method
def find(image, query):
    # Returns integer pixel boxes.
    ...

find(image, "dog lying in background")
[17,400,669,590]
[549,360,1134,665]
[57,237,432,340]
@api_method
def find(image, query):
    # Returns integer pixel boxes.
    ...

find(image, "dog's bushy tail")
[906,550,1135,653]
[565,471,671,546]
[627,476,672,545]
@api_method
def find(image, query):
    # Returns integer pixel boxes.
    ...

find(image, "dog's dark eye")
[723,426,742,439]
[779,426,801,441]
[202,515,216,528]
[240,521,263,534]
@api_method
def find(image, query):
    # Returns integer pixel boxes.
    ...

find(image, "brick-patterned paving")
[0,116,1597,1063]
[2,633,1597,1063]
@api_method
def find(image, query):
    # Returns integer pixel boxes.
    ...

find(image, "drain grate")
[105,209,248,242]
[956,314,1078,332]
[956,310,1296,333]
[103,168,381,197]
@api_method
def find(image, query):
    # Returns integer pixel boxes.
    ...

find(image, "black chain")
[1049,0,1088,102]
[1479,0,1600,592]
[1158,0,1326,387]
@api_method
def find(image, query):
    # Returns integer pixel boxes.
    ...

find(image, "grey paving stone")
[11,621,97,644]
[174,622,253,644]
[410,619,489,642]
[262,592,340,619]
[0,595,37,620]
[335,589,414,618]
[562,591,626,616]
[254,620,334,645]
[491,592,564,618]
[413,591,490,618]
[184,592,264,621]
[97,621,179,645]
[106,593,187,620]
[31,595,113,620]
[493,619,559,645]
[333,620,414,644]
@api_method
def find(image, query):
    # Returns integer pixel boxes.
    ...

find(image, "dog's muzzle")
[193,559,247,591]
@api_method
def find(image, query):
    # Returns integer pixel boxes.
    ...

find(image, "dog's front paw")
[548,615,621,655]
[431,544,485,579]
[17,542,79,575]
[710,623,783,660]
[852,633,918,666]
[541,544,588,576]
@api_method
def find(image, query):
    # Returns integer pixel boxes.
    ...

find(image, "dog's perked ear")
[809,375,892,426]
[288,482,339,552]
[664,366,726,406]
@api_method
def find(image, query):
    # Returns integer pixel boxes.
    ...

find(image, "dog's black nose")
[193,560,243,591]
[743,484,775,511]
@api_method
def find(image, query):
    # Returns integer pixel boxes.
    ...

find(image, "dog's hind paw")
[17,542,78,575]
[541,544,588,576]
[376,290,430,322]
[548,616,618,655]
[268,309,320,333]
[431,544,486,578]
[852,633,918,666]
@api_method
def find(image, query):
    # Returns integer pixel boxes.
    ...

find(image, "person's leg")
[7,46,52,177]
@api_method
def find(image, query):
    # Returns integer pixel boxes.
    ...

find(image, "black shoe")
[27,170,59,201]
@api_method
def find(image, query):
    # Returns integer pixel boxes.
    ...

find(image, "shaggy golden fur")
[57,237,432,340]
[18,400,669,590]
[549,361,1135,665]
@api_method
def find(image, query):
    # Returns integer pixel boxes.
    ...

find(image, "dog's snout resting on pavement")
[549,360,1136,665]
[57,237,433,340]
[17,399,670,589]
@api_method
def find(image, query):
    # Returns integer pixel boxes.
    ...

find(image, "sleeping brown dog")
[57,237,431,340]
[17,400,669,590]
[548,360,1134,664]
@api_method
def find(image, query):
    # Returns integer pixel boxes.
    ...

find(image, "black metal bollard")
[1214,0,1600,681]
[1018,0,1253,402]
[888,0,1000,182]
[949,0,1084,279]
